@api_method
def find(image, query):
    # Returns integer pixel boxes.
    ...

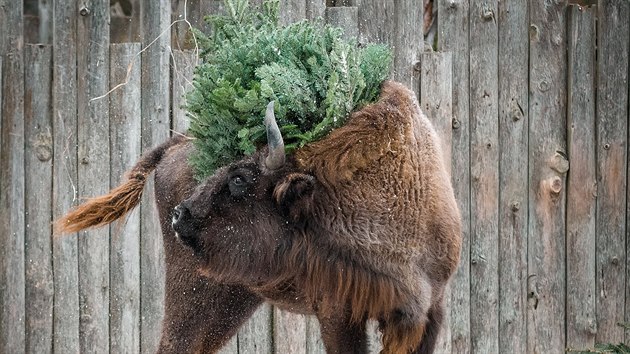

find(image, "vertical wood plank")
[469,1,499,352]
[527,1,568,353]
[366,320,383,353]
[76,0,110,352]
[278,0,307,25]
[392,0,422,94]
[420,51,453,353]
[305,316,326,354]
[437,0,471,351]
[24,44,54,354]
[238,304,273,353]
[0,0,25,351]
[566,5,597,349]
[356,0,422,93]
[140,0,171,351]
[38,0,52,44]
[421,52,453,173]
[356,1,395,48]
[306,0,326,20]
[171,49,196,134]
[51,0,80,351]
[273,309,306,353]
[109,43,142,354]
[325,6,358,40]
[596,0,629,344]
[497,0,528,352]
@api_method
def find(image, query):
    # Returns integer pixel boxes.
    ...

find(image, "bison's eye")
[232,176,245,186]
[228,173,252,198]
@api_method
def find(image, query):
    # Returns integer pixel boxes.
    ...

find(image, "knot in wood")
[452,119,461,129]
[611,257,619,265]
[81,157,89,165]
[510,202,520,212]
[550,176,562,194]
[33,133,53,162]
[511,107,522,122]
[482,9,494,21]
[413,60,422,73]
[550,151,569,174]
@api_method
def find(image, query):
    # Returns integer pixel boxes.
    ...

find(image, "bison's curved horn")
[264,101,285,170]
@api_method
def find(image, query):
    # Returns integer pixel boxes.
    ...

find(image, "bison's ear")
[273,173,315,221]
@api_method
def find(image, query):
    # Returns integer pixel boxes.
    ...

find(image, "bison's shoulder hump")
[295,81,424,185]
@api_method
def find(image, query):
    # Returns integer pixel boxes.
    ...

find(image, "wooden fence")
[1,0,629,353]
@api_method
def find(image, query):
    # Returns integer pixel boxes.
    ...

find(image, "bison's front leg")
[317,308,368,353]
[157,277,263,354]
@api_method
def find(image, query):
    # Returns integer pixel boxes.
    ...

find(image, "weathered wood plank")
[38,0,52,44]
[76,1,111,352]
[238,304,273,353]
[279,0,307,25]
[497,0,528,352]
[325,6,358,40]
[51,0,80,351]
[565,5,597,349]
[306,0,326,20]
[421,53,452,172]
[436,0,471,351]
[527,1,569,352]
[469,1,499,352]
[172,49,196,133]
[0,0,26,351]
[357,0,422,93]
[596,0,629,344]
[109,43,142,354]
[140,0,171,351]
[420,51,453,353]
[356,1,395,48]
[24,44,54,354]
[392,0,422,93]
[305,316,326,354]
[273,308,306,353]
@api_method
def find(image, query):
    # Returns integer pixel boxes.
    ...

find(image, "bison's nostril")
[172,204,189,226]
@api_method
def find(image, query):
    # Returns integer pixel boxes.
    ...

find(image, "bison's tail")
[54,134,190,235]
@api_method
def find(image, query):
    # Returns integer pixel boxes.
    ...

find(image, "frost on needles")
[186,0,393,179]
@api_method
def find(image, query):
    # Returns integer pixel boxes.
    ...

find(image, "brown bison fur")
[55,81,461,353]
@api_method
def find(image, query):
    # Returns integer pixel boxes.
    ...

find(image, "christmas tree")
[186,0,392,179]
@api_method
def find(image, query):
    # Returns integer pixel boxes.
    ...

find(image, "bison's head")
[172,102,315,286]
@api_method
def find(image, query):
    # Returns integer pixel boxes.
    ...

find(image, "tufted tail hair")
[54,134,190,235]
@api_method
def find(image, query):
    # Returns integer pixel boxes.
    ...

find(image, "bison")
[56,81,462,353]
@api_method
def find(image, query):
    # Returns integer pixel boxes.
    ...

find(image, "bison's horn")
[264,101,285,170]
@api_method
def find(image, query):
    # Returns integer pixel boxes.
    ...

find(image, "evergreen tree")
[186,0,392,179]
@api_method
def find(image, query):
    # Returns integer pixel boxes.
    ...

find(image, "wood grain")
[24,44,53,354]
[0,0,26,351]
[469,1,499,352]
[527,1,569,352]
[109,43,142,354]
[595,0,629,344]
[566,5,597,349]
[76,1,111,351]
[497,0,528,352]
[51,0,80,351]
